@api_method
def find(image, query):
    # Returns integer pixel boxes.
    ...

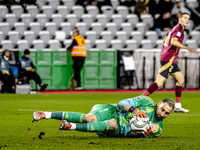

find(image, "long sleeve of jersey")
[117,98,136,111]
[117,96,163,138]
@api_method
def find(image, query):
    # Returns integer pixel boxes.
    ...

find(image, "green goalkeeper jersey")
[117,96,163,138]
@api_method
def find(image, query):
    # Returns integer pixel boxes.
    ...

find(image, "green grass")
[0,93,200,150]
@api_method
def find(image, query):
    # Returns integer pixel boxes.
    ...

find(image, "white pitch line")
[18,109,37,111]
[0,109,38,112]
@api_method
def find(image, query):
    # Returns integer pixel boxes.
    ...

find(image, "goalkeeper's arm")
[117,99,136,111]
[117,99,148,118]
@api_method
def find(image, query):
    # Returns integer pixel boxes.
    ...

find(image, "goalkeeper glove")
[144,127,151,135]
[129,106,148,118]
[143,122,151,135]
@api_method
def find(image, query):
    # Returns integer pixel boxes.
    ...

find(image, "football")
[130,116,150,132]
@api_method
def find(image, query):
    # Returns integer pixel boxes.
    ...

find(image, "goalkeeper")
[33,96,174,138]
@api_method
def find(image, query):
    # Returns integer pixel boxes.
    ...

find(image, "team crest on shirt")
[100,110,104,113]
[177,32,181,37]
[136,96,141,100]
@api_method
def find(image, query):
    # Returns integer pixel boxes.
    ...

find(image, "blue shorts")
[158,61,180,78]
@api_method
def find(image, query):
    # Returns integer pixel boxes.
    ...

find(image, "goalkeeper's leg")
[59,119,118,132]
[33,111,86,123]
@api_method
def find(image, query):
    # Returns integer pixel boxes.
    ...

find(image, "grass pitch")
[0,92,200,150]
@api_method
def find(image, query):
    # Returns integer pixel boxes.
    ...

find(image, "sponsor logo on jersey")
[177,32,181,37]
[103,108,108,111]
[100,110,103,113]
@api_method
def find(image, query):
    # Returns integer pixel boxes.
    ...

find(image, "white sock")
[175,103,182,109]
[69,123,76,130]
[44,112,52,119]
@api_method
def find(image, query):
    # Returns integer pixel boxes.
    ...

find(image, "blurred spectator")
[0,49,18,93]
[148,0,159,19]
[118,0,136,7]
[76,0,95,7]
[18,49,48,91]
[134,0,147,21]
[171,11,181,27]
[20,0,39,8]
[154,12,171,37]
[94,0,112,12]
[158,0,174,16]
[171,0,190,26]
[194,0,200,30]
[171,0,190,15]
[196,0,200,13]
[1,0,20,12]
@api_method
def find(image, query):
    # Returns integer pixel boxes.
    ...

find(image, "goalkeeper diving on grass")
[33,96,174,138]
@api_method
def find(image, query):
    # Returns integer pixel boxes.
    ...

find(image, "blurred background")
[0,0,200,92]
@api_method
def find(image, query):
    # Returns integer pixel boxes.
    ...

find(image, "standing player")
[142,12,197,113]
[32,96,174,138]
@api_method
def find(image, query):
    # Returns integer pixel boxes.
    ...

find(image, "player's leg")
[26,71,48,91]
[1,74,9,93]
[172,71,189,113]
[71,58,78,90]
[32,104,110,122]
[59,119,118,133]
[142,74,167,96]
[59,104,119,135]
[75,57,85,89]
[33,111,86,123]
[72,57,79,89]
[142,61,171,96]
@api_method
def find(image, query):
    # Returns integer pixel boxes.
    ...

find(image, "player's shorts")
[89,104,118,122]
[89,104,119,137]
[158,61,180,78]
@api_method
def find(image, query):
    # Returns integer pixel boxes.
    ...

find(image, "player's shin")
[175,85,182,108]
[142,82,158,96]
[76,121,111,132]
[62,112,86,123]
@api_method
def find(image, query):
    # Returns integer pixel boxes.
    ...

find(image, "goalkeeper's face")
[155,102,173,121]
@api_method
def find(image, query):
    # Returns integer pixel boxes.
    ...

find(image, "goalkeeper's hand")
[133,108,148,119]
[144,126,151,135]
[143,122,151,135]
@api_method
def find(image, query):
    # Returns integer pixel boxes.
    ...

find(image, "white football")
[130,116,150,132]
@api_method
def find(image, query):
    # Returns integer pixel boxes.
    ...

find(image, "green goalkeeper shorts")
[89,104,119,137]
[89,104,118,122]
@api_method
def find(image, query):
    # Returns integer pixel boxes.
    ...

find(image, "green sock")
[51,112,63,119]
[76,121,111,132]
[63,112,85,123]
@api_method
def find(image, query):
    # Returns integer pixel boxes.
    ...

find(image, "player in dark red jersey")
[142,12,197,113]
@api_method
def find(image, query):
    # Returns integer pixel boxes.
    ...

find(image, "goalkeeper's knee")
[108,119,118,130]
[83,114,97,123]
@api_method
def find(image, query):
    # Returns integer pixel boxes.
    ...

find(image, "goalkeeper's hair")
[162,98,175,110]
